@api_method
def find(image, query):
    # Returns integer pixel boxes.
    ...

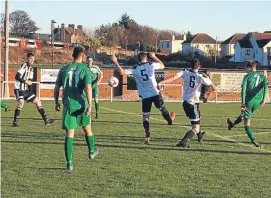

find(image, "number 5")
[141,69,149,81]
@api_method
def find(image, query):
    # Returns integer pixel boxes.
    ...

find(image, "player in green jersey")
[227,61,269,147]
[54,47,99,171]
[86,57,103,119]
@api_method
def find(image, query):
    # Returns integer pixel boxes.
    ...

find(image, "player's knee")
[192,124,200,134]
[244,119,250,127]
[82,125,93,136]
[33,98,41,107]
[17,100,24,109]
[66,130,75,138]
[142,114,150,121]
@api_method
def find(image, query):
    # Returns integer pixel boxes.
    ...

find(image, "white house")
[221,33,245,57]
[182,33,219,56]
[159,34,185,54]
[230,32,271,65]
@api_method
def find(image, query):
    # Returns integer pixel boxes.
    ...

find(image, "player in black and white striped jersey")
[12,52,56,127]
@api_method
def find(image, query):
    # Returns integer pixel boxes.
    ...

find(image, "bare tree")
[9,10,39,37]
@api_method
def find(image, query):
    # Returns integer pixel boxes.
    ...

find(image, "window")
[161,44,163,48]
[167,43,169,48]
[245,49,250,55]
[268,47,271,56]
[253,53,255,58]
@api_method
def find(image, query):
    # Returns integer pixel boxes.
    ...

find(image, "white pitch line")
[225,131,271,138]
[101,107,271,153]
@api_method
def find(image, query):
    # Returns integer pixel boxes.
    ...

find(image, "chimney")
[77,25,83,31]
[61,23,65,42]
[183,33,187,41]
[172,34,175,41]
[68,24,75,30]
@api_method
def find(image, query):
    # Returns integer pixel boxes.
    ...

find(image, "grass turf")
[1,101,271,198]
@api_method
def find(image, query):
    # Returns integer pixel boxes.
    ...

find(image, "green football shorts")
[241,100,261,119]
[92,85,99,99]
[62,105,91,130]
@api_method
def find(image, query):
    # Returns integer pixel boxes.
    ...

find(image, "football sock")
[87,135,95,155]
[160,106,171,123]
[245,126,255,142]
[1,101,8,109]
[65,137,73,166]
[95,102,100,116]
[37,106,48,121]
[143,120,150,137]
[182,129,196,141]
[13,107,21,123]
[143,120,150,138]
[233,115,243,126]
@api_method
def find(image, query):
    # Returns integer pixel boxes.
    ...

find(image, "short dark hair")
[246,60,256,68]
[191,58,200,69]
[27,52,34,58]
[72,47,85,59]
[137,52,147,62]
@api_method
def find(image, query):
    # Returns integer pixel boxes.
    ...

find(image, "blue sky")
[1,1,270,41]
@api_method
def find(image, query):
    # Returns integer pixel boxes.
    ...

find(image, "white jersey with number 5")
[177,69,212,104]
[124,62,160,99]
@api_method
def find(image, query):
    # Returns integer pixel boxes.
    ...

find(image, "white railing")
[1,81,41,100]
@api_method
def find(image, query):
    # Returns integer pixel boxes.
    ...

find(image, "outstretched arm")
[112,55,125,75]
[159,74,180,86]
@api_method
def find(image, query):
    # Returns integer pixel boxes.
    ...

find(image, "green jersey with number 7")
[241,71,268,104]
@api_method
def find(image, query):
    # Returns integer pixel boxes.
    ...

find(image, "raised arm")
[111,55,125,75]
[261,77,269,107]
[149,52,165,69]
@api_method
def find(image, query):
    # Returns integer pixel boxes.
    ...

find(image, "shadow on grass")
[119,192,215,198]
[2,139,271,156]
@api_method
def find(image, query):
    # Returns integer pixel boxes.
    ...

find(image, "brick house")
[54,24,87,44]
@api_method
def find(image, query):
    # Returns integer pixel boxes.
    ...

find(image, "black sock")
[182,130,195,141]
[13,108,21,123]
[233,115,243,126]
[160,106,171,123]
[37,106,48,121]
[143,120,150,138]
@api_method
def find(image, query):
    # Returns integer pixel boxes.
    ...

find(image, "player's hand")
[111,55,117,63]
[240,104,246,112]
[25,80,32,85]
[85,106,91,116]
[260,100,265,107]
[157,83,162,90]
[149,52,156,59]
[55,103,61,111]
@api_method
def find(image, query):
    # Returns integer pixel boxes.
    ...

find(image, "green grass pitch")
[1,101,271,198]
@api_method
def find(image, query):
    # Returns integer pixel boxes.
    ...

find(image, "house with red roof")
[230,32,271,65]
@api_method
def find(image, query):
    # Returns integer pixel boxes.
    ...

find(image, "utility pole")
[214,36,218,65]
[51,20,56,67]
[4,0,10,98]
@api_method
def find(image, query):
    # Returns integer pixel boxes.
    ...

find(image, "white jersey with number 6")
[124,62,160,99]
[177,69,212,104]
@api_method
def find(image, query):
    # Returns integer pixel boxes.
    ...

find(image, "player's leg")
[65,129,75,171]
[227,115,243,130]
[243,102,260,147]
[83,124,99,160]
[154,93,175,125]
[177,102,202,147]
[31,95,56,125]
[12,99,24,127]
[93,86,100,119]
[142,98,152,144]
[1,100,8,112]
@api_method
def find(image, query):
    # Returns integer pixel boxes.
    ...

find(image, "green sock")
[95,102,100,116]
[87,136,95,154]
[1,101,8,109]
[245,126,255,142]
[65,137,73,166]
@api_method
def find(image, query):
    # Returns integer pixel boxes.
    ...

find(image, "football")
[107,76,119,87]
